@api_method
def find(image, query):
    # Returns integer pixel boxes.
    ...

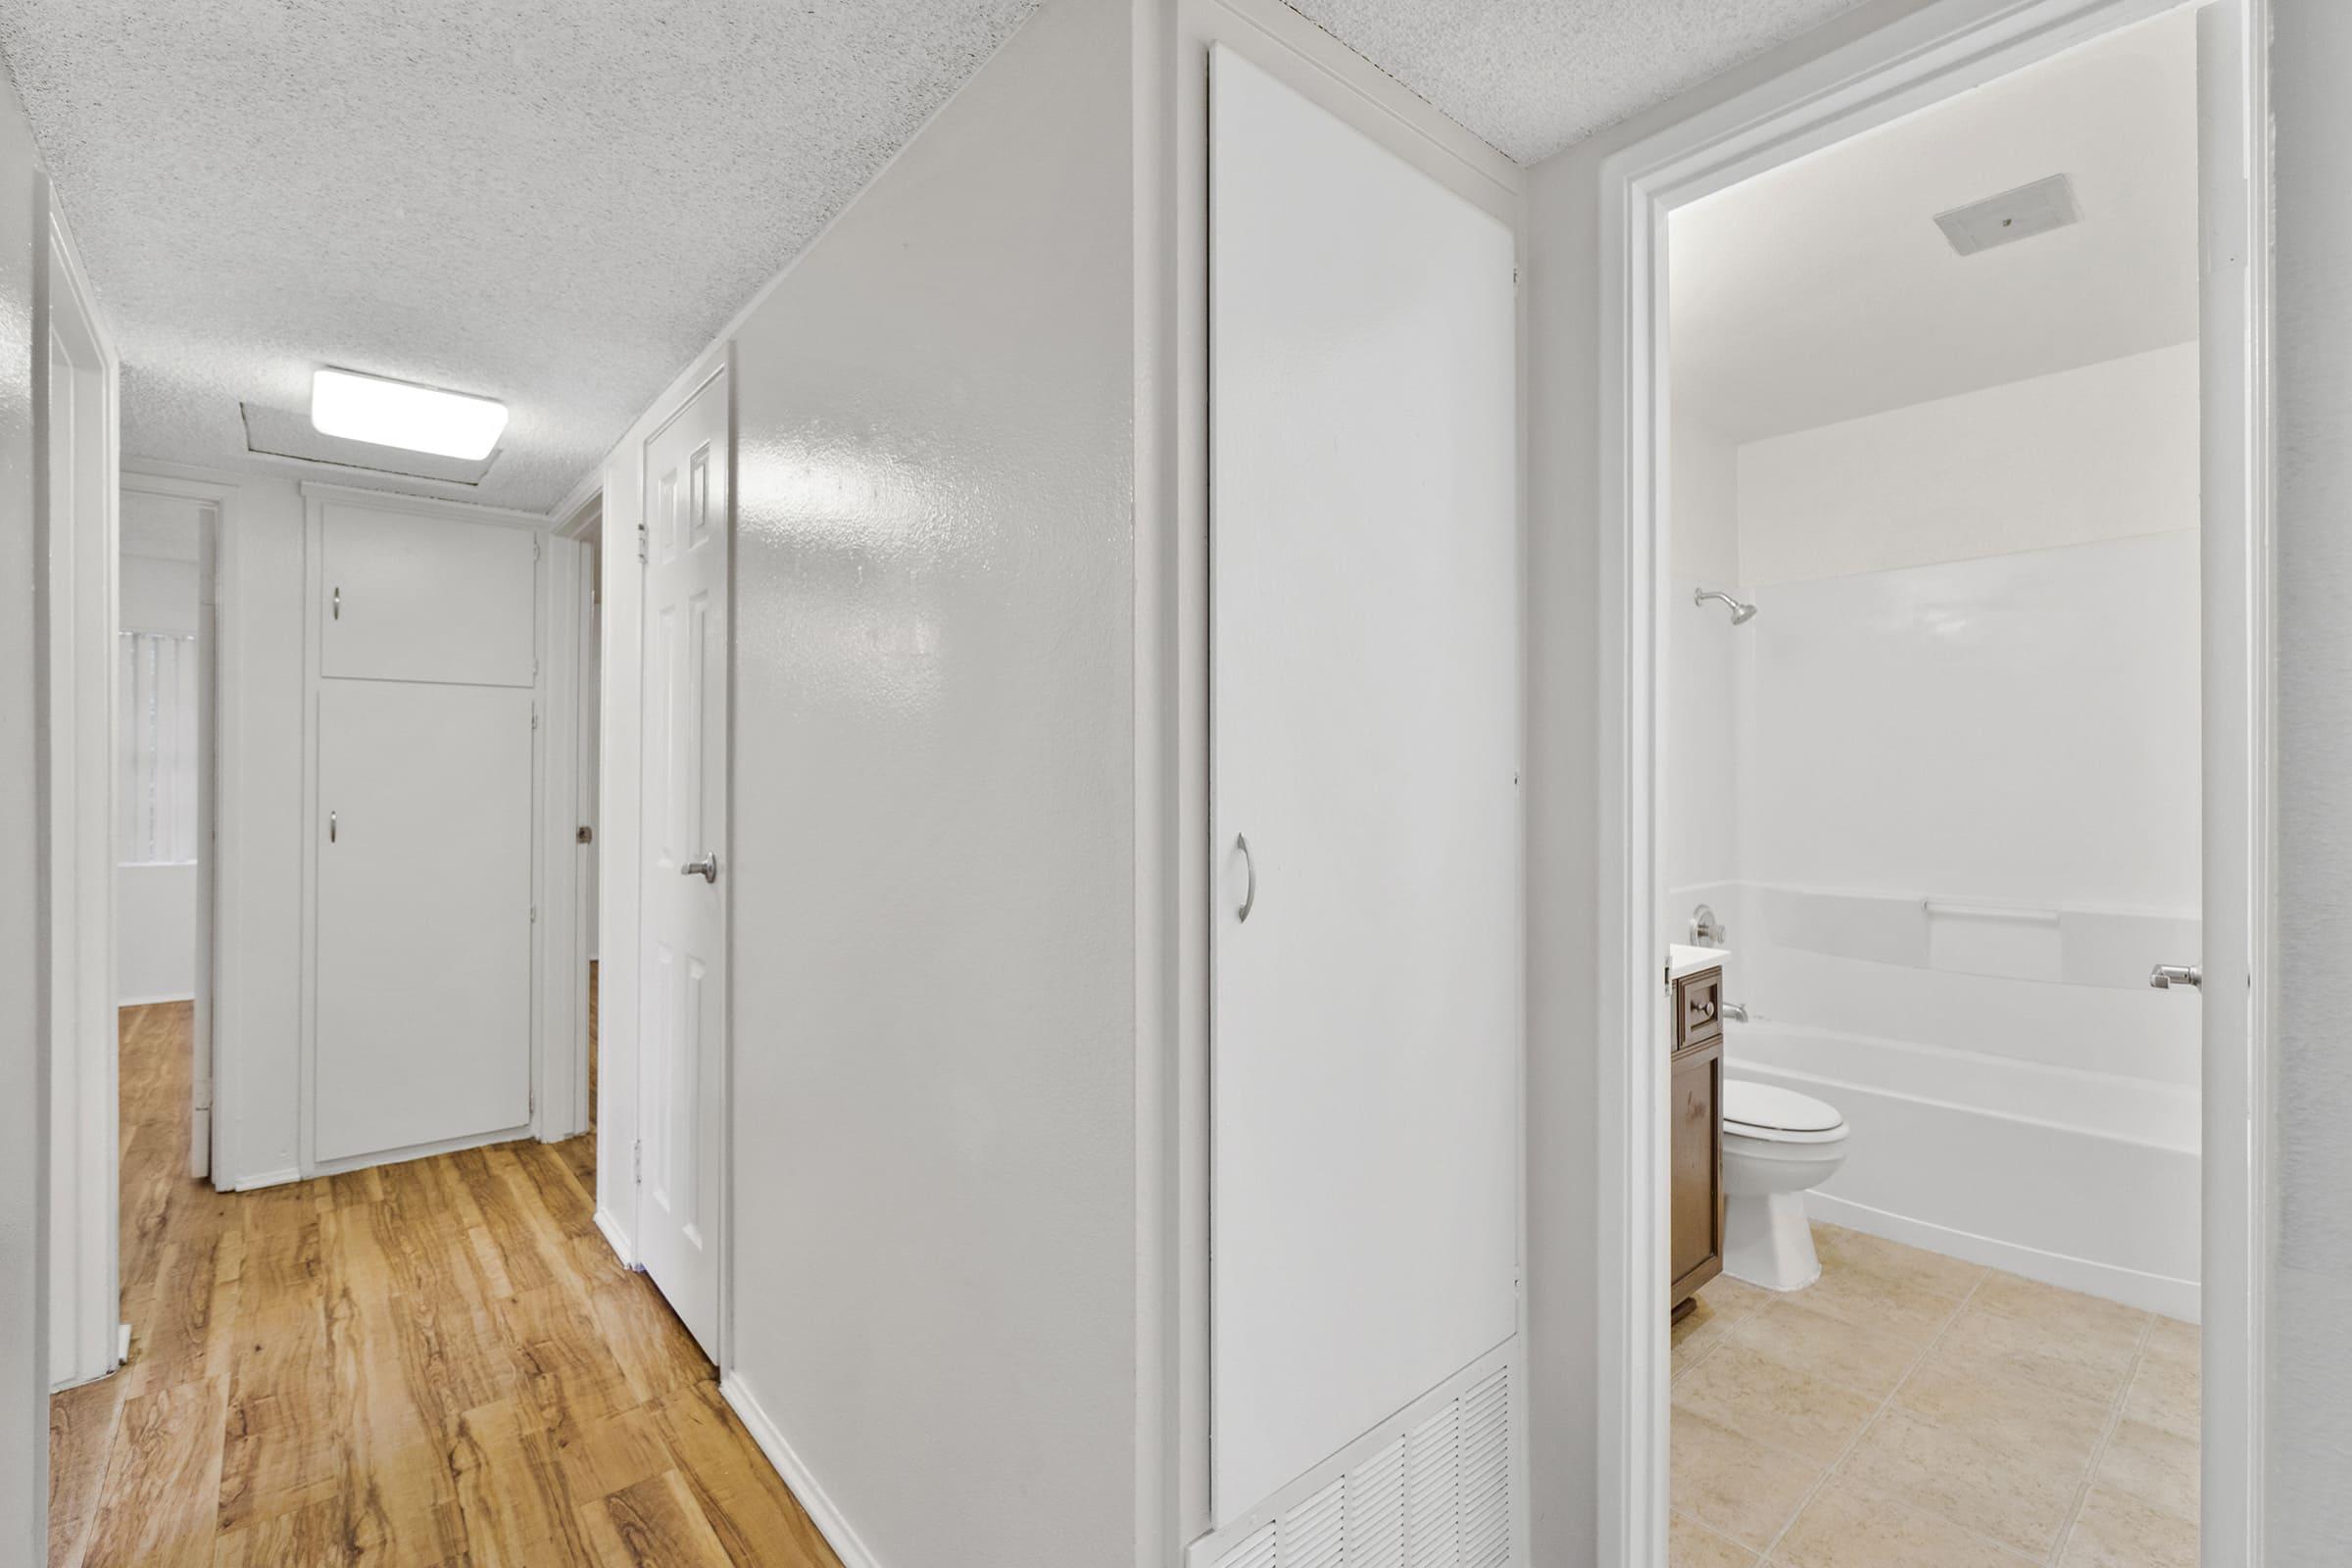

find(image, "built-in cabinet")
[1670,963,1726,1316]
[1202,42,1523,1556]
[306,493,542,1172]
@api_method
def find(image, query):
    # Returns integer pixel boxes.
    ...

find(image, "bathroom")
[1660,10,2204,1565]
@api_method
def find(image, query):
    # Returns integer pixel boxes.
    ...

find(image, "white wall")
[1663,410,1741,940]
[707,5,1140,1566]
[2270,0,2352,1552]
[122,465,310,1189]
[0,58,46,1555]
[118,550,199,1004]
[1738,341,2200,585]
[119,554,194,632]
[1735,345,2200,915]
[116,867,192,1004]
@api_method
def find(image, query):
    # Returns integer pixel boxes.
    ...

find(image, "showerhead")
[1694,587,1758,624]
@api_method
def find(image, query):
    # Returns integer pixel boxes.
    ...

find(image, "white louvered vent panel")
[1404,1401,1461,1568]
[1344,1436,1407,1568]
[1207,1364,1513,1568]
[1457,1369,1511,1568]
[1282,1477,1347,1568]
[1226,1524,1280,1568]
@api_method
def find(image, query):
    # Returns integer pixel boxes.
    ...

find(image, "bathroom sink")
[1666,943,1730,982]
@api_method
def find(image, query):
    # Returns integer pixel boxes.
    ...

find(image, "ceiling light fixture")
[310,368,508,460]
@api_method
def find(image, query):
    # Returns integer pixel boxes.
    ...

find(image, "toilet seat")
[1723,1079,1846,1145]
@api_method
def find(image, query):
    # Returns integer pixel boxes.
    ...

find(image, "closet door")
[1208,47,1521,1523]
[315,679,534,1162]
[318,500,537,686]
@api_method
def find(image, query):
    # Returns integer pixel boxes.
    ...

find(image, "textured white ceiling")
[0,0,1034,511]
[1669,7,2196,442]
[0,0,1901,513]
[1283,0,1871,162]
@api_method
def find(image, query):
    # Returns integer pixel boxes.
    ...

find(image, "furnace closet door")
[1207,48,1522,1526]
[315,678,535,1163]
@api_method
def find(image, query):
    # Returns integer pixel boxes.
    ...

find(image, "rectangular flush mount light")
[311,368,508,461]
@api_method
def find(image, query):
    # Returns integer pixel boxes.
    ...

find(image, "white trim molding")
[1591,2,2268,1564]
[42,199,122,1393]
[719,1373,884,1568]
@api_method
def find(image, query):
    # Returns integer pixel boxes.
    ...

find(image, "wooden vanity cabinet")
[1670,964,1726,1318]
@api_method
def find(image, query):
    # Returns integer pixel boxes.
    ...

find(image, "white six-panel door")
[1207,46,1522,1529]
[636,369,730,1358]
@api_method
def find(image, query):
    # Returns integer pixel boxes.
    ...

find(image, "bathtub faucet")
[1720,1002,1750,1023]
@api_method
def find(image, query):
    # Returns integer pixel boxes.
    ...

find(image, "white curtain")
[118,629,198,864]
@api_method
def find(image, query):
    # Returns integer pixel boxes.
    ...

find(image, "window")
[119,629,197,864]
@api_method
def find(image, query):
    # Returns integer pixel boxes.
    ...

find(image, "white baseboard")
[720,1371,881,1568]
[117,992,195,1007]
[1805,1191,2200,1322]
[594,1206,641,1270]
[233,1166,301,1192]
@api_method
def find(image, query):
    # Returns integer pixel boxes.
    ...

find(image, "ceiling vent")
[1934,173,2082,256]
[240,402,499,486]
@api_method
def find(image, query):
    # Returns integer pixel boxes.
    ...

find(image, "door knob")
[2149,963,2201,990]
[681,853,718,884]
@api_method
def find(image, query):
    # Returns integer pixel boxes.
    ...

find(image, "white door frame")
[42,204,121,1392]
[120,466,237,1188]
[1592,1,2271,1564]
[542,492,601,1153]
[580,345,734,1371]
[294,481,552,1177]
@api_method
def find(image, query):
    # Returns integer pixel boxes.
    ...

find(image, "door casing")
[1591,1,2271,1563]
[42,207,121,1393]
[296,482,552,1179]
[630,365,730,1360]
[579,343,736,1379]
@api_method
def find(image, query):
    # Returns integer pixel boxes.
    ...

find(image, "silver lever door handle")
[1235,834,1255,922]
[2149,963,2201,990]
[681,853,718,884]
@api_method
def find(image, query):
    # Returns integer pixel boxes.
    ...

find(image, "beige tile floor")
[1670,1224,2199,1568]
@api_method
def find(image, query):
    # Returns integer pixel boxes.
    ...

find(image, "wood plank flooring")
[50,995,841,1568]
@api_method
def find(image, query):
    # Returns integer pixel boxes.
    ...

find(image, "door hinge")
[530,905,538,923]
[633,1139,643,1183]
[531,704,539,730]
[637,521,649,564]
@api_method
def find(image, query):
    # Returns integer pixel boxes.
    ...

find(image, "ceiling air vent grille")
[1934,172,2082,256]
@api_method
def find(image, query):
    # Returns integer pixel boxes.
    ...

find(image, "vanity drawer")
[1674,965,1724,1052]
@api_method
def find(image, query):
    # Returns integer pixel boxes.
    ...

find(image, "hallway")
[48,1003,841,1568]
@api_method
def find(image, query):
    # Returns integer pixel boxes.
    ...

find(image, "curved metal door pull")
[681,853,719,884]
[1235,834,1255,922]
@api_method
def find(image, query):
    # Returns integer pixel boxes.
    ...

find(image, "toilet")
[1721,1078,1849,1292]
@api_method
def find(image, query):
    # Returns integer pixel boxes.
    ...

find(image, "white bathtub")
[1726,1020,2200,1319]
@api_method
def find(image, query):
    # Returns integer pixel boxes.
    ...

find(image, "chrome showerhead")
[1694,587,1757,624]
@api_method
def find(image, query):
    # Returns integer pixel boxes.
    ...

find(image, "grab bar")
[1920,898,2059,924]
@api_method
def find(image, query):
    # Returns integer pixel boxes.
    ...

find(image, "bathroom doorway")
[1597,0,2267,1563]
